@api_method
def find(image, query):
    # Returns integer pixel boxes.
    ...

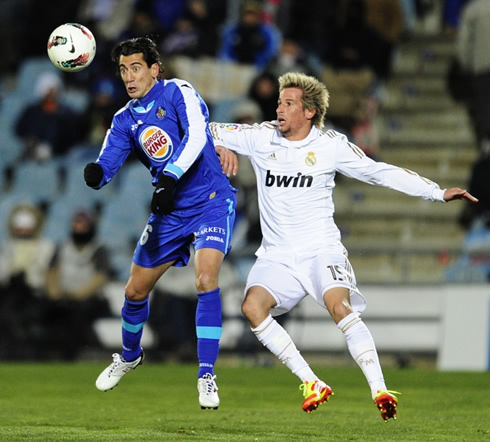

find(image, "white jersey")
[210,122,445,259]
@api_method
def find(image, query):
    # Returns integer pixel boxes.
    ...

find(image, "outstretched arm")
[443,188,478,203]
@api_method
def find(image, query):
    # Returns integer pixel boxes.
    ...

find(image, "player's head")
[278,72,329,130]
[111,37,164,98]
[112,37,164,74]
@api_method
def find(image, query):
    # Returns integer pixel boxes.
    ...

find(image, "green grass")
[0,360,488,441]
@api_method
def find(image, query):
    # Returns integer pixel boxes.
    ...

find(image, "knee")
[241,296,269,327]
[195,271,218,293]
[328,299,354,325]
[124,282,150,302]
[241,297,254,320]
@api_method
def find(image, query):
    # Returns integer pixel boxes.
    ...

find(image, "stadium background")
[0,0,488,371]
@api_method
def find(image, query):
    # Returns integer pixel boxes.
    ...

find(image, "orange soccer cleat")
[373,390,401,421]
[299,380,334,413]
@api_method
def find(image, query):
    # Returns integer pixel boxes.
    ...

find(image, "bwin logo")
[265,170,313,188]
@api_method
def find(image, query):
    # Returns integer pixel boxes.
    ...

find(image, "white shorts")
[245,250,366,316]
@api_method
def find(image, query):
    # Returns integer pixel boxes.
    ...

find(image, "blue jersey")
[95,78,235,213]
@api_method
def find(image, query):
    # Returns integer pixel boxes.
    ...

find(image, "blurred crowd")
[0,0,488,360]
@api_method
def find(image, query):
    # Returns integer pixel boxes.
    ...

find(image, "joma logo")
[265,170,313,187]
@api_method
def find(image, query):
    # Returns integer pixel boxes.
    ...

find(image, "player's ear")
[151,63,160,80]
[305,108,316,120]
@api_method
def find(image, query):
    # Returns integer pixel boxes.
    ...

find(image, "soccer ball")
[47,23,96,72]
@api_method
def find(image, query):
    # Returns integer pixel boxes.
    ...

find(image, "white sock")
[337,312,387,398]
[251,315,317,382]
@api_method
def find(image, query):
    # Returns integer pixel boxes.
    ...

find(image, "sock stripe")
[196,326,222,339]
[122,318,145,334]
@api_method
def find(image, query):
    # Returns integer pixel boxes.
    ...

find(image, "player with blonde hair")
[211,72,477,420]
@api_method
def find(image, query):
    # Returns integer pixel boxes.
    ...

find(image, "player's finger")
[463,191,478,203]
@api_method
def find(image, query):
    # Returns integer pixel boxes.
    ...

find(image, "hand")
[84,163,103,188]
[443,188,479,203]
[216,145,238,177]
[151,174,176,215]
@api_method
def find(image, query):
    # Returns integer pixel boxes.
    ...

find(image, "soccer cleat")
[373,390,401,421]
[95,350,144,391]
[198,373,220,409]
[299,380,334,413]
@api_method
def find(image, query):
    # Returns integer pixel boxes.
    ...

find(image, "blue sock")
[121,297,149,362]
[195,288,222,378]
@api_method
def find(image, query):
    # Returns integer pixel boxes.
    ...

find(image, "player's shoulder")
[321,128,345,140]
[242,121,277,132]
[165,77,195,92]
[211,120,276,133]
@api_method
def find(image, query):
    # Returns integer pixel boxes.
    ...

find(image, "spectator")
[266,37,318,78]
[350,96,381,159]
[161,13,201,58]
[44,209,112,360]
[160,0,228,59]
[0,203,55,293]
[327,0,380,73]
[458,140,490,231]
[284,0,339,63]
[449,140,490,282]
[443,0,471,34]
[79,77,124,147]
[118,2,163,43]
[320,0,379,135]
[247,71,280,121]
[218,0,281,70]
[456,0,490,147]
[363,0,404,81]
[77,0,137,44]
[0,203,55,359]
[398,0,417,38]
[15,72,81,160]
[136,0,187,41]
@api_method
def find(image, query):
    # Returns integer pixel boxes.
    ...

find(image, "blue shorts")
[133,196,236,269]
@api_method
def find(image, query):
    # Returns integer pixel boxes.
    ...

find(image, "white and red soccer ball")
[47,23,96,72]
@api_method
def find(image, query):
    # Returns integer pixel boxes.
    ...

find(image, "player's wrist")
[156,174,176,189]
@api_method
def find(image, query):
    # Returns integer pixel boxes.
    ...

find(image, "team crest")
[156,106,166,119]
[305,151,317,166]
[139,126,173,162]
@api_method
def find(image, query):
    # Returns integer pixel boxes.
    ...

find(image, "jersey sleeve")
[94,113,134,188]
[333,132,446,202]
[209,121,265,158]
[162,82,209,180]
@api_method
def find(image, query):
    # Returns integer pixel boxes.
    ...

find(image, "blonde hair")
[278,72,329,129]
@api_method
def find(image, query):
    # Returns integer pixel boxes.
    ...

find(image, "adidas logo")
[267,152,277,160]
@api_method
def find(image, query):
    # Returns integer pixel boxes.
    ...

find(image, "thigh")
[300,251,366,314]
[245,258,307,316]
[133,213,192,269]
[189,197,236,255]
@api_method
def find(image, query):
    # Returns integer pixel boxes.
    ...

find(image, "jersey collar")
[271,124,320,148]
[132,80,161,114]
